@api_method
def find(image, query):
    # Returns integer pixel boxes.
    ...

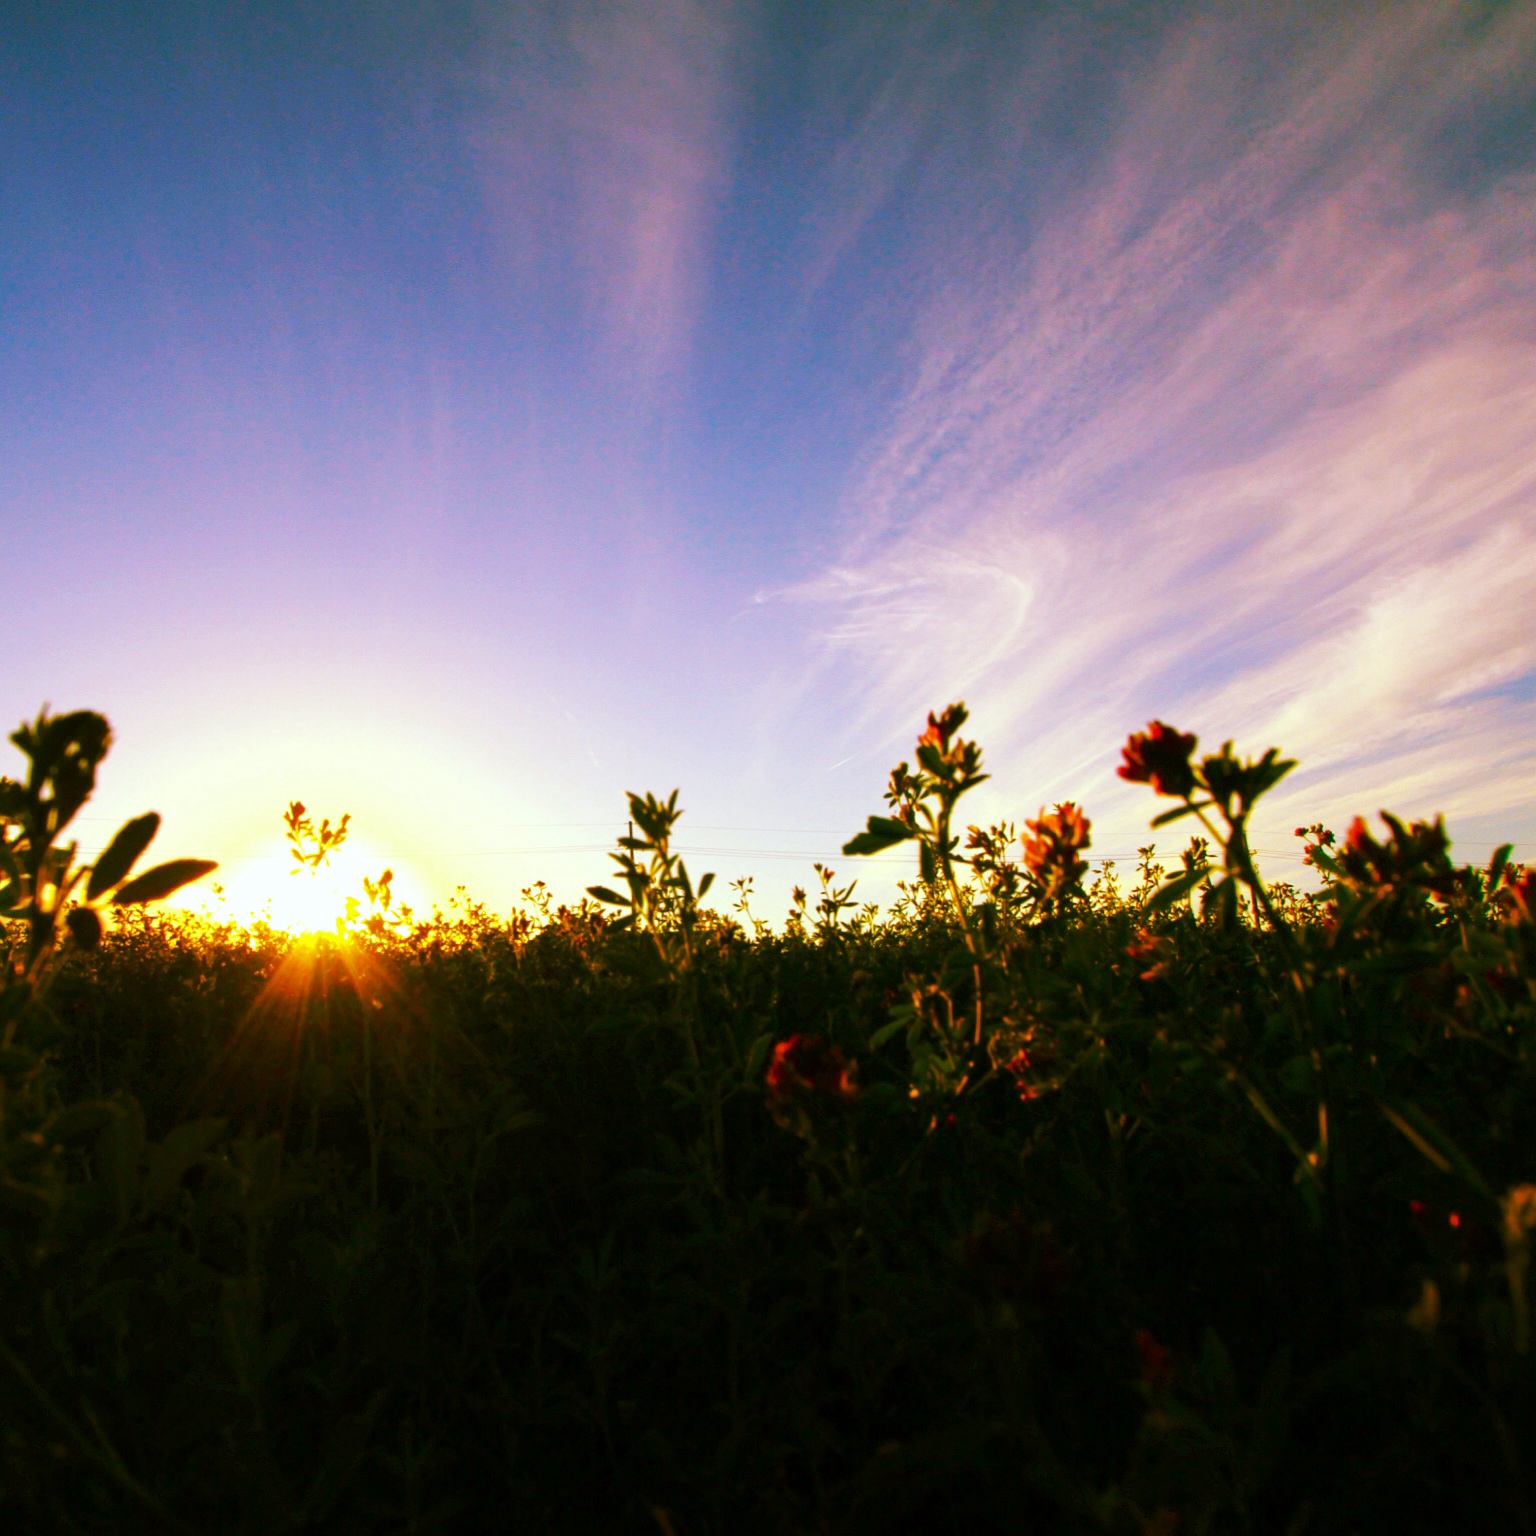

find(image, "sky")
[4,0,1534,926]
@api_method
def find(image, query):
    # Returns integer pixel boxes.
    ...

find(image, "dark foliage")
[2,706,1532,1534]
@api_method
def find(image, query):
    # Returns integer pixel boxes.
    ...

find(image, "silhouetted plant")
[1,708,216,987]
[282,799,350,873]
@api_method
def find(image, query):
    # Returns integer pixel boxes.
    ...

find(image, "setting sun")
[196,831,425,936]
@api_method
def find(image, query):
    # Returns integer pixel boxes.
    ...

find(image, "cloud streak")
[788,0,1536,856]
[473,0,742,395]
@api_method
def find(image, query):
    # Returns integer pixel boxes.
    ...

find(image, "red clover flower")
[1118,723,1198,798]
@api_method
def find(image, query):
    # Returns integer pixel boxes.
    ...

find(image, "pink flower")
[1118,723,1198,798]
[1021,802,1092,897]
[917,703,967,752]
[766,1034,858,1107]
[1497,866,1534,924]
[1125,929,1171,981]
[1022,803,1090,870]
[1336,812,1452,891]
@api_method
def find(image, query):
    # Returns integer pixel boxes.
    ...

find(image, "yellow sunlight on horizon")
[180,831,429,936]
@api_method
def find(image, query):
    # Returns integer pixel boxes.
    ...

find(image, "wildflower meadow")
[1,703,1532,1533]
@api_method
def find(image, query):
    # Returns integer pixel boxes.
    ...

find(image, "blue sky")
[4,0,1534,923]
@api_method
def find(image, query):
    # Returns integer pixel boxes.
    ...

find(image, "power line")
[45,820,1534,866]
[191,842,1526,867]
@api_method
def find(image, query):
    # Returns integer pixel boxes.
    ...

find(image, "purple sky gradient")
[4,0,1534,923]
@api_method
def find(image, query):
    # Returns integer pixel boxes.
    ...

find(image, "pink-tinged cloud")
[472,0,741,395]
[784,0,1536,862]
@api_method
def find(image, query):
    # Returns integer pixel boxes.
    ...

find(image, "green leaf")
[1293,1172,1323,1228]
[628,793,677,843]
[1277,1054,1315,1094]
[19,710,111,831]
[1487,843,1513,890]
[86,812,160,899]
[0,776,26,818]
[1307,847,1343,878]
[697,871,714,899]
[1144,866,1205,915]
[842,816,916,858]
[1150,801,1211,829]
[94,1102,146,1224]
[1247,752,1297,801]
[1379,1099,1497,1210]
[111,858,218,905]
[586,885,629,907]
[143,1117,227,1213]
[870,1017,907,1050]
[40,1100,118,1144]
[915,743,947,777]
[1203,874,1240,926]
[744,1033,774,1080]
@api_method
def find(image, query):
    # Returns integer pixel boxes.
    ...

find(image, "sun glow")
[195,832,427,936]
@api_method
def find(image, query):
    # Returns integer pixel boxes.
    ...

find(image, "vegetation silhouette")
[2,701,1532,1534]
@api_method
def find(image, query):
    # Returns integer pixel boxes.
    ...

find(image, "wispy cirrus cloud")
[472,0,742,394]
[786,0,1536,856]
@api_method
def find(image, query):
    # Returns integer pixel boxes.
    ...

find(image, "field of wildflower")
[2,704,1532,1534]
